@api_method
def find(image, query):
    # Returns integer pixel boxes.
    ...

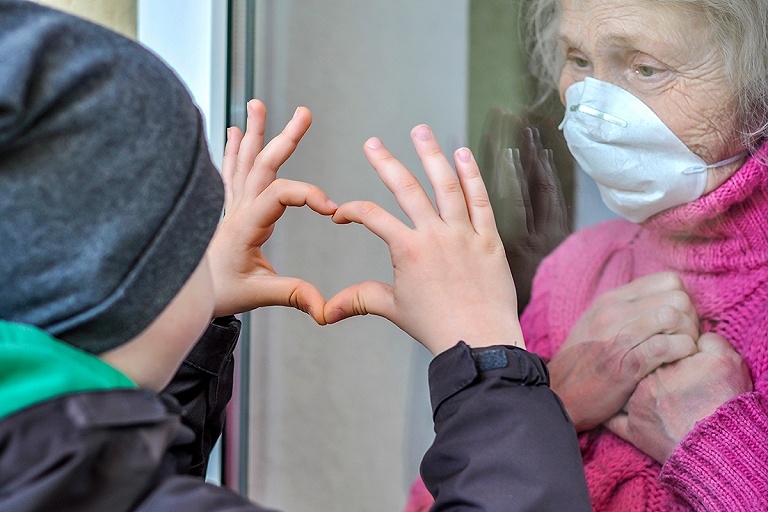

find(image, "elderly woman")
[405,0,768,510]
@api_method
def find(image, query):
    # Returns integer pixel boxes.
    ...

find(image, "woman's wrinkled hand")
[207,100,338,324]
[324,125,524,356]
[605,333,753,464]
[549,272,699,431]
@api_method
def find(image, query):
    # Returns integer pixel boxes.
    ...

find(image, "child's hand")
[324,125,524,355]
[208,100,337,324]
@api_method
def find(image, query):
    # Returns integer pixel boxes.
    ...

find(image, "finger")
[511,146,535,235]
[617,295,699,342]
[548,149,572,231]
[222,126,244,208]
[623,333,697,381]
[244,106,312,200]
[324,280,395,324]
[519,128,546,232]
[477,110,504,185]
[249,179,337,229]
[494,148,527,245]
[363,137,439,227]
[411,125,470,226]
[234,100,268,198]
[527,128,559,228]
[252,275,328,325]
[696,332,734,355]
[606,272,689,303]
[331,200,411,245]
[604,412,630,441]
[454,147,500,237]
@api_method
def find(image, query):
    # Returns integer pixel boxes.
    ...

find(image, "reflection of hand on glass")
[478,109,571,313]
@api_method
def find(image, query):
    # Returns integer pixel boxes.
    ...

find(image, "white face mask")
[558,77,745,223]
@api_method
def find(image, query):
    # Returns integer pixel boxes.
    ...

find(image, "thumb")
[324,280,394,325]
[696,332,732,355]
[247,276,328,325]
[604,412,630,441]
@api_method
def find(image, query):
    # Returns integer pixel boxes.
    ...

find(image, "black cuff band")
[427,342,549,418]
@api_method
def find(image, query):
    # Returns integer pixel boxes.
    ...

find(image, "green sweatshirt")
[0,321,136,419]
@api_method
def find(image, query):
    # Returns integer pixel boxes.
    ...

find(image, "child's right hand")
[324,125,525,356]
[207,100,337,324]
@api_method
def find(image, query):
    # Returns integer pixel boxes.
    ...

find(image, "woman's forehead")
[558,0,710,53]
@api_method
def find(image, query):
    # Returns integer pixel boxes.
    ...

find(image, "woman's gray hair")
[524,0,768,147]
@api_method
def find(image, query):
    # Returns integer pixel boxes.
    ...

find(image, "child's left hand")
[207,100,337,324]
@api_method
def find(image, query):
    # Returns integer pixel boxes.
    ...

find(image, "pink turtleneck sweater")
[404,141,768,512]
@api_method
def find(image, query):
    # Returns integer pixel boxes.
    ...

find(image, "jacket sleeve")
[422,342,592,512]
[161,316,241,477]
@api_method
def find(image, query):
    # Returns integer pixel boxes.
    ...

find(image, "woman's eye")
[567,54,589,68]
[636,65,655,76]
[574,57,589,68]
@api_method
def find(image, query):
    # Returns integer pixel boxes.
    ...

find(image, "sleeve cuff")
[182,316,241,376]
[427,341,550,418]
[660,392,768,510]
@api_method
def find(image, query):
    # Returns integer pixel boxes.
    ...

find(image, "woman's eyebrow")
[558,29,661,53]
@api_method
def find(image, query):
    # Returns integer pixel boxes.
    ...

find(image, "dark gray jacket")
[0,318,590,511]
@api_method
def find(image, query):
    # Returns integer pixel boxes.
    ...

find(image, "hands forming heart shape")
[207,100,525,356]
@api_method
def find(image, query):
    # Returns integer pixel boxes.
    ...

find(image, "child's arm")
[324,126,591,510]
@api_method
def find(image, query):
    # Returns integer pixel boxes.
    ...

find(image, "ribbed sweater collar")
[640,140,768,273]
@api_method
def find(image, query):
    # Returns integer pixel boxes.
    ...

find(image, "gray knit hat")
[0,1,224,353]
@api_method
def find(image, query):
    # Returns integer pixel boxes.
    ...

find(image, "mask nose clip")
[570,104,628,127]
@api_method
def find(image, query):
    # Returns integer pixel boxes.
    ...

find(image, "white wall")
[246,2,469,511]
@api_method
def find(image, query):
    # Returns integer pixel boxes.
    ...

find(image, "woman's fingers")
[614,295,699,346]
[606,272,689,303]
[622,333,698,381]
[696,331,734,354]
[324,281,395,324]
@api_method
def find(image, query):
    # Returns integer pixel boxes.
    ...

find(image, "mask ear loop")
[682,151,749,174]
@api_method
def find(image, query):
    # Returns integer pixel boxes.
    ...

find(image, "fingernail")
[327,199,339,209]
[326,309,344,324]
[457,147,472,163]
[246,101,253,117]
[413,125,432,141]
[226,127,231,141]
[306,306,314,318]
[365,137,383,149]
[293,107,300,119]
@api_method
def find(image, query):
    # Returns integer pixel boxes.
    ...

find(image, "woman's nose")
[591,64,622,88]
